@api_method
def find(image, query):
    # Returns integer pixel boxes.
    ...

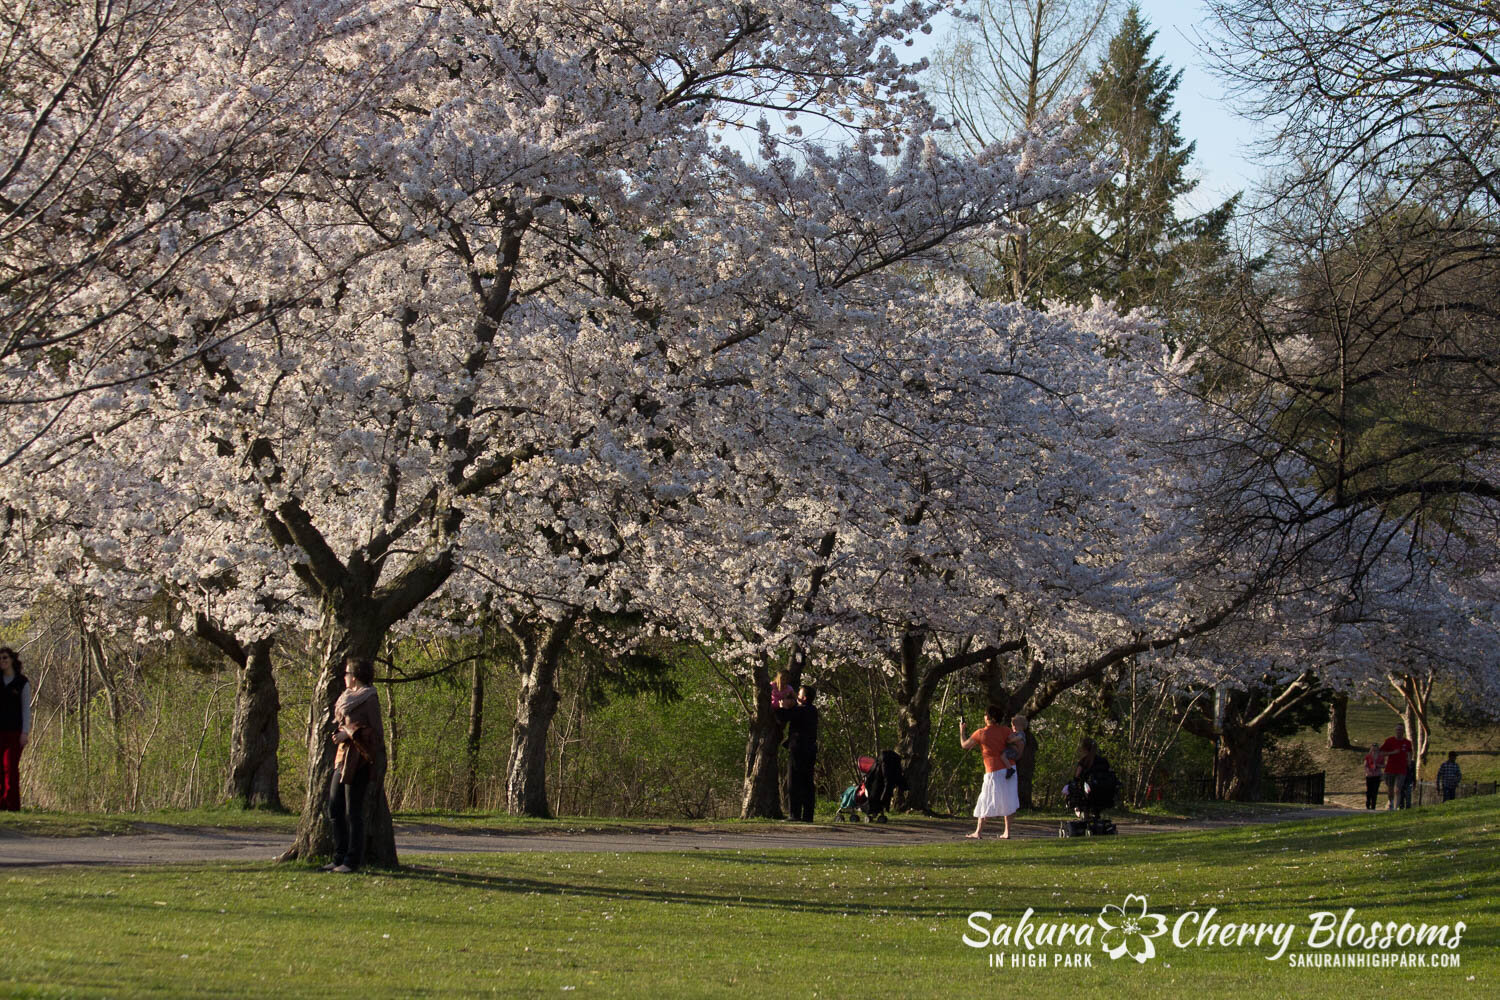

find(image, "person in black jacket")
[775,685,819,822]
[0,647,32,811]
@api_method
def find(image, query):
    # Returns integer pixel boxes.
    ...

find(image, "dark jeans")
[788,759,816,822]
[328,769,370,869]
[0,730,22,811]
[1441,785,1457,802]
[1364,775,1381,810]
[1399,773,1414,810]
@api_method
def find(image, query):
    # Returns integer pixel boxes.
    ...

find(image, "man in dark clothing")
[1436,751,1463,802]
[775,685,819,822]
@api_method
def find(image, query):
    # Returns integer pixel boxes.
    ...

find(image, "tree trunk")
[1017,726,1038,810]
[1326,692,1352,750]
[894,694,935,812]
[740,658,785,819]
[225,639,282,810]
[194,617,282,810]
[1180,672,1321,804]
[279,616,397,867]
[893,629,934,812]
[985,653,1008,712]
[504,618,573,817]
[465,660,485,809]
[1394,672,1434,780]
[1215,721,1264,802]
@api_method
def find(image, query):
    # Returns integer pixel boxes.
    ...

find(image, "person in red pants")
[0,647,31,811]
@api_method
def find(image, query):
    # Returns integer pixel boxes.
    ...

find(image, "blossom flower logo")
[1096,894,1169,963]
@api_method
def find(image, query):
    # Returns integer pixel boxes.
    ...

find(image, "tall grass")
[18,630,1417,821]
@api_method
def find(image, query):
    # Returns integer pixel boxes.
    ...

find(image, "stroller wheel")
[874,813,887,824]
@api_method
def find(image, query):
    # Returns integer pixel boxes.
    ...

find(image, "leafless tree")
[929,0,1116,299]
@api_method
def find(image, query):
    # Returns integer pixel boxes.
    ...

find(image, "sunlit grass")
[0,797,1491,998]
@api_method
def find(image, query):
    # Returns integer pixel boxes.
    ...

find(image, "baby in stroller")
[835,750,907,823]
[1060,737,1118,837]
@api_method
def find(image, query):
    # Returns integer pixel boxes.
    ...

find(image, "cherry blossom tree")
[800,295,1246,810]
[0,0,417,468]
[1,0,1115,856]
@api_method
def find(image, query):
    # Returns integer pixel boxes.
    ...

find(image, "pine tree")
[1046,5,1237,318]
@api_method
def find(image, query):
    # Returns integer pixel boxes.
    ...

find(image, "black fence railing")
[1263,772,1325,804]
[1175,773,1498,807]
[1410,780,1497,806]
[1173,776,1217,800]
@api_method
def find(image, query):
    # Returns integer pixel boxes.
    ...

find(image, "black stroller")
[1060,755,1119,837]
[835,750,907,823]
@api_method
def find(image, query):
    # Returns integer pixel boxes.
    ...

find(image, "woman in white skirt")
[961,705,1021,839]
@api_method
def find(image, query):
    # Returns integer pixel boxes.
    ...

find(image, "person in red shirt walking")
[960,706,1022,840]
[1378,723,1414,810]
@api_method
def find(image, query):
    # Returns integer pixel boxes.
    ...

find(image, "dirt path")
[0,806,1358,868]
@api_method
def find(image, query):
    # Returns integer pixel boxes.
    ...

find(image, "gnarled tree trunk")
[1017,726,1039,810]
[895,693,936,812]
[740,658,785,819]
[227,639,281,809]
[1183,672,1322,803]
[1215,720,1264,802]
[1327,692,1352,750]
[505,617,575,817]
[194,617,282,810]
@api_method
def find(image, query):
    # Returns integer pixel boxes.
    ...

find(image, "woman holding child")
[960,706,1022,839]
[323,656,385,873]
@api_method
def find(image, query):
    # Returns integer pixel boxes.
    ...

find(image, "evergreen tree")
[1045,6,1237,320]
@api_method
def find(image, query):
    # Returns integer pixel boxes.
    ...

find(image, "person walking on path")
[1362,743,1382,810]
[1436,752,1463,803]
[774,684,820,822]
[961,706,1020,839]
[0,648,31,811]
[1378,724,1413,810]
[324,656,385,872]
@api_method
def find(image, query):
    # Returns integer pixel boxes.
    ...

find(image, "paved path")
[0,807,1357,868]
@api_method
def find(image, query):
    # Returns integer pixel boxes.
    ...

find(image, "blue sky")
[1129,0,1265,207]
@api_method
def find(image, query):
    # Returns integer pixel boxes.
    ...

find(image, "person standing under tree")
[961,706,1020,840]
[0,648,31,811]
[323,656,385,872]
[774,684,820,822]
[1436,752,1462,803]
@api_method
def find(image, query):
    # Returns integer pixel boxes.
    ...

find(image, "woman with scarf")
[324,656,385,873]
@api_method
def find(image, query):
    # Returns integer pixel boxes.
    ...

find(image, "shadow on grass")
[365,855,1500,926]
[374,861,987,920]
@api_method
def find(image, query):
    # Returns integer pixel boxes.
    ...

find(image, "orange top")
[972,725,1015,774]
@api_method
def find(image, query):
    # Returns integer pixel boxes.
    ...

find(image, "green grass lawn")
[0,797,1492,998]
